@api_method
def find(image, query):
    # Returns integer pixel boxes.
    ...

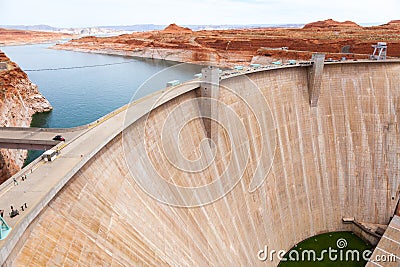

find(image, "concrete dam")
[0,60,399,266]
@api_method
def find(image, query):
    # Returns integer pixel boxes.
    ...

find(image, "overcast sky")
[0,0,399,27]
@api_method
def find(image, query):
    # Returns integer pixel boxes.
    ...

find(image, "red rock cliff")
[54,20,400,65]
[0,50,52,183]
[303,19,361,28]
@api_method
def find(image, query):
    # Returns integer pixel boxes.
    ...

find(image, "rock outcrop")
[0,51,52,183]
[53,20,400,66]
[380,20,400,27]
[162,23,193,33]
[303,19,361,29]
[386,20,400,25]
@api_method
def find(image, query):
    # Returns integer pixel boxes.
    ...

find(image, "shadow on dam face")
[8,62,400,266]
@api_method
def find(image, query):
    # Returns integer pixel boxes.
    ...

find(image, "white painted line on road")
[389,224,400,232]
[375,247,400,260]
[368,260,383,267]
[383,235,400,245]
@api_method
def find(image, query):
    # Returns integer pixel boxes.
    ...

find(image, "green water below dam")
[278,231,372,267]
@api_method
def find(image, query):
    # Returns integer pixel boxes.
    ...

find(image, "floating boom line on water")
[24,60,137,72]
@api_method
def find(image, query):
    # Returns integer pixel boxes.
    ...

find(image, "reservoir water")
[1,43,202,128]
[1,43,203,162]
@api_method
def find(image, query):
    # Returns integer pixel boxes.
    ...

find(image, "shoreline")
[49,43,254,68]
[50,45,244,68]
[51,44,384,68]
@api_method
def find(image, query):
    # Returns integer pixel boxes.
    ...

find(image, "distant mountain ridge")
[0,24,59,31]
[99,23,305,31]
[0,23,305,34]
[1,22,389,33]
[0,25,129,36]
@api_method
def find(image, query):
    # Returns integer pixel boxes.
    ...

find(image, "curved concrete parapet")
[0,61,399,266]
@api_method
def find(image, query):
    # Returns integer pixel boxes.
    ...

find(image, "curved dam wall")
[8,62,400,266]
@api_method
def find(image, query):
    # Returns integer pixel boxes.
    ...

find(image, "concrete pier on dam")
[0,59,399,266]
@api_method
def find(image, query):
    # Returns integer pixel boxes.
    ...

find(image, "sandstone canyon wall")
[0,51,52,183]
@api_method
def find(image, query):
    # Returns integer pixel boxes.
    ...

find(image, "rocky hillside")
[53,20,400,66]
[0,51,52,183]
[0,28,72,46]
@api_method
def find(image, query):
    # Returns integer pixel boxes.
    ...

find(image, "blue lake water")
[1,43,203,162]
[1,43,203,128]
